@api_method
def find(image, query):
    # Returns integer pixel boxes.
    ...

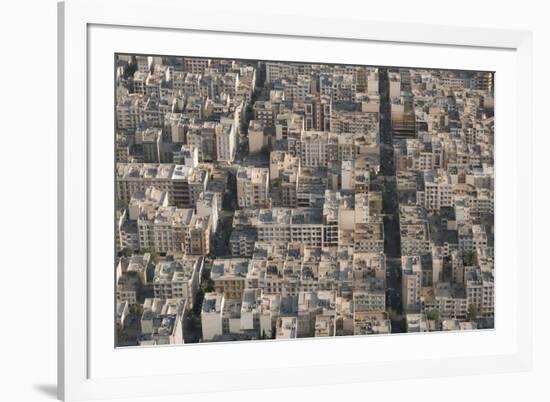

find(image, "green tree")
[201,278,215,293]
[193,288,205,316]
[141,248,159,263]
[200,267,215,293]
[119,247,133,258]
[467,304,479,321]
[463,250,476,266]
[426,310,439,321]
[387,308,400,322]
[386,308,406,333]
[129,303,143,316]
[116,322,128,344]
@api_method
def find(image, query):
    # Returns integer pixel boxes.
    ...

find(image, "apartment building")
[406,313,429,332]
[153,257,202,308]
[353,311,391,335]
[352,282,386,313]
[210,258,251,300]
[465,266,494,318]
[259,293,281,339]
[276,316,298,339]
[137,206,193,253]
[254,208,325,247]
[229,228,257,257]
[269,151,300,208]
[422,282,468,319]
[201,292,224,342]
[401,255,422,313]
[236,166,270,208]
[300,131,339,168]
[117,163,199,208]
[139,298,187,346]
[215,122,236,162]
[183,214,212,255]
[399,204,431,256]
[421,170,453,212]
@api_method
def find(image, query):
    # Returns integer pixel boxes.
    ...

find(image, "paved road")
[212,165,237,257]
[378,68,404,331]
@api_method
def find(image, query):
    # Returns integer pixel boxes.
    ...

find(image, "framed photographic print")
[58,0,533,400]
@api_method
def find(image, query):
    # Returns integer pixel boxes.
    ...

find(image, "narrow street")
[378,68,404,332]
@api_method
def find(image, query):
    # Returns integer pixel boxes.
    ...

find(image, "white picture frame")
[58,0,533,400]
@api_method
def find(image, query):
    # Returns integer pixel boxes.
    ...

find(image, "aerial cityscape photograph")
[114,54,495,346]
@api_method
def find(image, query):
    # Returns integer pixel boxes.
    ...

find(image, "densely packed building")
[115,54,494,346]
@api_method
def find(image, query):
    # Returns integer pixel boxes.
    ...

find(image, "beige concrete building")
[236,166,270,208]
[210,259,251,300]
[139,298,187,346]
